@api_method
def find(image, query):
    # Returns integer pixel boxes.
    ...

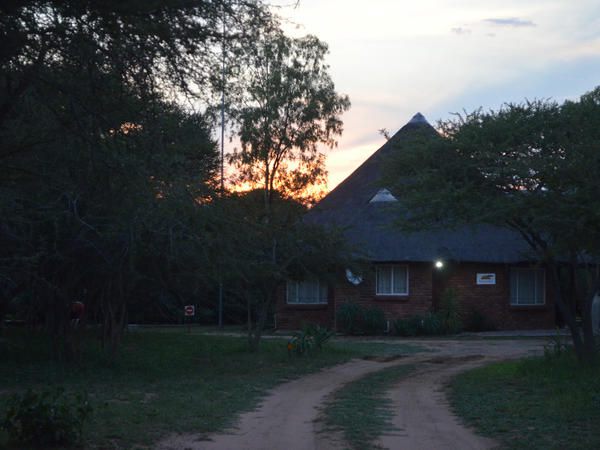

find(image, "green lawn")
[0,328,421,449]
[321,363,416,450]
[449,353,600,450]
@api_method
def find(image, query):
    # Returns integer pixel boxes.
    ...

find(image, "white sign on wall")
[476,273,496,285]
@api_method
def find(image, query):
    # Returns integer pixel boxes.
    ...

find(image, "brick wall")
[274,284,335,330]
[439,262,556,330]
[275,262,557,331]
[333,263,434,327]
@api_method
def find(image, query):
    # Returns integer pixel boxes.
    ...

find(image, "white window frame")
[375,265,409,296]
[510,267,546,306]
[286,279,328,305]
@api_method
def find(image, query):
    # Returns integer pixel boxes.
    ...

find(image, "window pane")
[287,282,298,304]
[393,266,407,294]
[535,269,545,304]
[377,267,392,294]
[298,281,314,303]
[320,283,328,303]
[287,280,327,304]
[510,269,545,305]
[510,271,518,305]
[519,271,535,305]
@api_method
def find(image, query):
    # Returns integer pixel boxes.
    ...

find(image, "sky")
[266,0,600,190]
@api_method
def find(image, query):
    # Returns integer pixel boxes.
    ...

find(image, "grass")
[449,352,600,450]
[0,328,422,449]
[321,363,416,450]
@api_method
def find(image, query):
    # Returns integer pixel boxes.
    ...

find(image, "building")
[275,113,556,331]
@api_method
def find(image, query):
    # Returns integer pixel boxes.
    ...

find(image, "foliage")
[229,25,351,206]
[336,303,387,336]
[288,323,335,356]
[393,313,444,336]
[362,307,387,335]
[543,329,570,359]
[393,295,461,337]
[421,312,443,335]
[438,288,463,334]
[322,364,415,450]
[0,0,274,358]
[336,303,365,335]
[450,352,600,450]
[464,309,496,332]
[214,191,353,351]
[393,315,422,337]
[2,387,92,447]
[215,21,350,351]
[385,87,600,361]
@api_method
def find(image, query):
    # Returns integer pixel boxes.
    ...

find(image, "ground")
[157,338,544,450]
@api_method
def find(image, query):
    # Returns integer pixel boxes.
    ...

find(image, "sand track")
[157,339,544,450]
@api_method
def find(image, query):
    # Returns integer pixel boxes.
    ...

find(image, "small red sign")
[184,305,195,317]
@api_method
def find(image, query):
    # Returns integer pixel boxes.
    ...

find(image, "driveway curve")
[157,338,545,450]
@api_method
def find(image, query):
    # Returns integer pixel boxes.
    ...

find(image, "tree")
[229,27,350,207]
[224,27,351,349]
[214,191,352,351]
[385,87,600,362]
[0,0,273,358]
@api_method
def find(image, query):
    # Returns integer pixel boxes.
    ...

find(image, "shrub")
[288,323,335,355]
[336,303,388,336]
[336,303,365,335]
[362,307,386,335]
[421,312,442,335]
[464,309,496,332]
[438,288,463,334]
[543,328,570,360]
[2,387,92,447]
[393,315,422,336]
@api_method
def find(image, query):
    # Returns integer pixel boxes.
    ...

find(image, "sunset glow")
[263,0,600,191]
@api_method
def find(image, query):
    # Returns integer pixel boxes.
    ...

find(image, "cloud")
[451,27,471,35]
[484,17,536,28]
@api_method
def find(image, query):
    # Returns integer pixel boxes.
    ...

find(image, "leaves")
[228,26,350,205]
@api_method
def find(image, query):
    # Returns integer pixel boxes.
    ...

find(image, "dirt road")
[157,338,544,450]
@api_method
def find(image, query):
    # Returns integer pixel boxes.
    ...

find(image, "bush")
[438,288,463,334]
[336,303,388,336]
[393,315,421,336]
[393,313,443,336]
[2,387,92,447]
[362,307,386,335]
[421,312,442,335]
[464,309,496,332]
[288,323,335,355]
[336,303,365,335]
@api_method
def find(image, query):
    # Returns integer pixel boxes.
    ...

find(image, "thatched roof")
[307,113,534,263]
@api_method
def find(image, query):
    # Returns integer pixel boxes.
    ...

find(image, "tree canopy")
[385,87,600,361]
[0,0,272,357]
[1,0,353,355]
[228,26,350,207]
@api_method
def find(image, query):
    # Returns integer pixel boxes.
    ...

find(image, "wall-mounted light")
[435,260,444,269]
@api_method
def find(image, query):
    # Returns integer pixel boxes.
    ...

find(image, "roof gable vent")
[369,188,397,203]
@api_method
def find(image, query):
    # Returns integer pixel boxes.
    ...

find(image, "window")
[286,279,328,304]
[510,268,545,305]
[376,265,408,295]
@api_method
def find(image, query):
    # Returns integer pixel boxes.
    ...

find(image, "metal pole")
[218,8,226,329]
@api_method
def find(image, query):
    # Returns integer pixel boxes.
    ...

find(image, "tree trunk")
[248,291,273,352]
[580,275,600,362]
[547,262,586,361]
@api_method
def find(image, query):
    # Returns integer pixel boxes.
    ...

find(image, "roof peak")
[407,112,429,125]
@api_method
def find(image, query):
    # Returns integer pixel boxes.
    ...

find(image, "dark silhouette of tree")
[386,87,600,362]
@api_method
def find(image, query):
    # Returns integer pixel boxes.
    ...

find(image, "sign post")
[184,305,195,333]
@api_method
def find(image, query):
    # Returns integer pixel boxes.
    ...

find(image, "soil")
[156,338,545,450]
